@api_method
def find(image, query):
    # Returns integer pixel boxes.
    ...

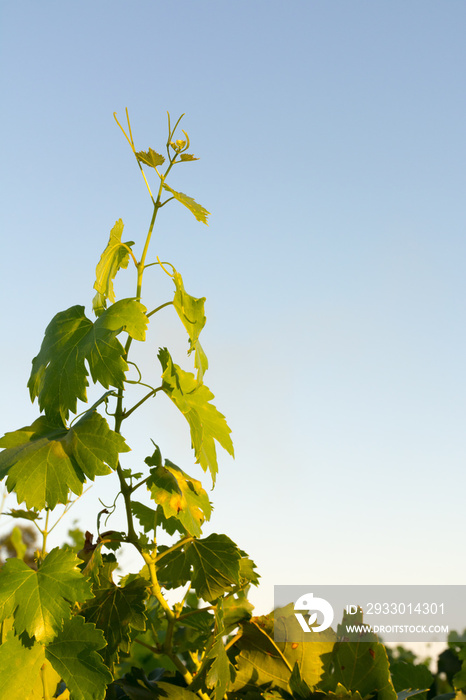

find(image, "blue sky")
[1,1,465,616]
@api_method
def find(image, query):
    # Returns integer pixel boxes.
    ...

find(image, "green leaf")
[131,501,158,533]
[179,153,199,162]
[390,661,433,699]
[45,616,112,700]
[0,633,45,700]
[156,546,192,590]
[206,603,236,699]
[329,610,397,700]
[28,299,147,422]
[0,411,129,510]
[172,270,208,380]
[116,669,199,700]
[223,589,254,633]
[144,442,163,468]
[92,219,135,316]
[156,534,243,601]
[136,147,165,168]
[162,183,210,224]
[186,533,242,603]
[454,648,466,691]
[231,608,336,694]
[147,460,212,537]
[158,348,234,483]
[9,526,27,560]
[0,547,92,643]
[325,683,365,700]
[397,691,431,700]
[6,509,41,521]
[81,576,148,666]
[239,552,261,586]
[289,662,313,700]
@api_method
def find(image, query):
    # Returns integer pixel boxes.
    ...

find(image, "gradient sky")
[1,1,465,617]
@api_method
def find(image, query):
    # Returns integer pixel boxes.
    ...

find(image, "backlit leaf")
[172,270,208,380]
[206,602,236,699]
[179,153,199,161]
[0,547,92,643]
[6,509,41,521]
[232,607,335,694]
[158,348,234,483]
[147,460,212,537]
[0,411,129,510]
[156,546,192,590]
[162,183,210,224]
[28,299,147,422]
[0,634,45,700]
[136,148,165,168]
[390,660,433,700]
[45,616,112,700]
[187,534,242,603]
[92,219,135,316]
[131,501,158,533]
[330,610,397,700]
[81,577,148,666]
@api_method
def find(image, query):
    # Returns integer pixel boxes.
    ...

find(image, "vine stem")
[40,510,50,559]
[111,114,211,697]
[40,663,52,700]
[122,386,163,421]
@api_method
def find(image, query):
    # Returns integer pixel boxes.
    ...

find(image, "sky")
[1,1,465,619]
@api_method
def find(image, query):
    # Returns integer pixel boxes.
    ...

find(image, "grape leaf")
[131,501,158,533]
[231,608,335,694]
[92,219,135,316]
[162,183,210,224]
[0,633,45,699]
[330,610,397,700]
[0,411,129,510]
[9,527,27,560]
[45,616,112,700]
[6,509,41,521]
[136,148,165,168]
[186,534,242,603]
[179,153,199,161]
[156,535,242,601]
[158,348,234,483]
[0,547,92,643]
[147,460,212,537]
[206,602,236,699]
[28,299,147,422]
[390,660,433,699]
[156,546,192,590]
[289,662,314,700]
[323,683,364,700]
[172,270,208,380]
[116,670,199,700]
[223,590,254,633]
[81,577,148,666]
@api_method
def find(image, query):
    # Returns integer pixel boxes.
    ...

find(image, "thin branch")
[146,301,173,319]
[122,387,164,421]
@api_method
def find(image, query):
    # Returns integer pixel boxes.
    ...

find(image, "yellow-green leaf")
[162,183,210,224]
[147,459,212,537]
[92,219,135,316]
[136,148,165,168]
[158,348,233,483]
[172,270,208,380]
[0,412,130,510]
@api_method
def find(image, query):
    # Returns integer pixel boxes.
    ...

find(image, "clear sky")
[1,1,465,616]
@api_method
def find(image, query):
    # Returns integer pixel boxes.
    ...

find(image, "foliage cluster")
[0,112,465,700]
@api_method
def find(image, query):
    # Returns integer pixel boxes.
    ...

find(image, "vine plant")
[0,112,465,700]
